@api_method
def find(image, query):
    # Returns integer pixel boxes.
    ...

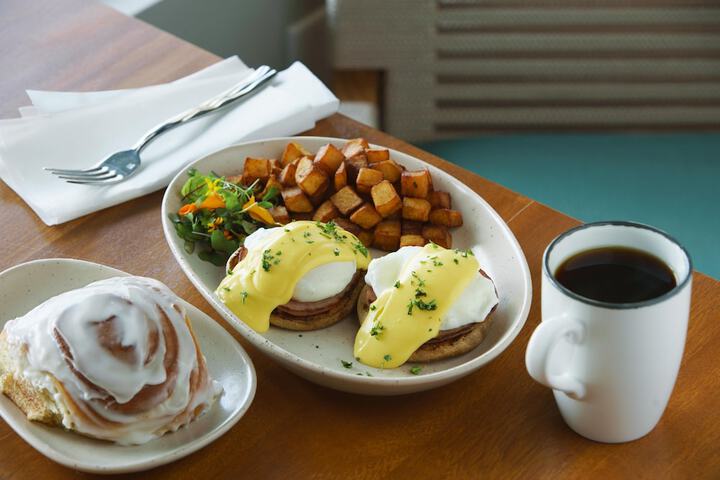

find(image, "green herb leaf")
[210,230,239,254]
[410,366,422,375]
[341,360,353,369]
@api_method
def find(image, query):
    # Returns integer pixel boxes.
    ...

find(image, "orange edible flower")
[178,204,198,215]
[199,192,226,210]
[242,195,276,225]
[223,230,234,240]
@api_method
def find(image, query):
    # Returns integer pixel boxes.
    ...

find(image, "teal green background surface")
[419,134,718,279]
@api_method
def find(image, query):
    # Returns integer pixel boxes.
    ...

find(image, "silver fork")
[45,65,277,185]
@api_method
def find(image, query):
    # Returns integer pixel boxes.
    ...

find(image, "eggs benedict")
[354,243,498,368]
[216,221,371,332]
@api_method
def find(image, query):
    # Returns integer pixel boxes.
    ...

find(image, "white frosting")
[2,276,221,445]
[364,246,499,330]
[243,227,357,302]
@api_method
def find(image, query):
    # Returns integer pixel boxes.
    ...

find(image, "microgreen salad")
[168,168,280,266]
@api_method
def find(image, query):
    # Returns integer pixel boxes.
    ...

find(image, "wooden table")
[1,1,719,478]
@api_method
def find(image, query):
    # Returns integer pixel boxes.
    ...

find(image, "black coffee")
[555,246,676,303]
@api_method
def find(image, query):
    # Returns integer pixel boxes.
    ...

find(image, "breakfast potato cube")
[402,220,423,235]
[349,203,383,230]
[334,162,348,191]
[370,160,403,183]
[401,169,432,198]
[290,212,313,221]
[308,189,330,207]
[373,220,401,251]
[345,154,368,183]
[279,159,298,187]
[400,234,427,247]
[333,217,361,236]
[402,197,431,222]
[356,167,384,194]
[342,138,369,158]
[281,142,310,166]
[312,200,340,223]
[370,180,402,218]
[366,148,390,164]
[226,174,243,185]
[268,205,290,225]
[422,224,452,249]
[295,156,329,197]
[429,208,464,228]
[260,175,282,200]
[281,187,314,213]
[330,186,364,215]
[428,190,451,209]
[314,143,345,175]
[269,159,283,177]
[243,157,271,185]
[357,229,374,248]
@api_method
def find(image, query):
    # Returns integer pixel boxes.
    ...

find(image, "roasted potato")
[370,180,402,218]
[402,197,431,222]
[429,208,464,228]
[370,160,403,183]
[333,217,361,236]
[295,156,329,197]
[341,138,369,158]
[402,220,423,236]
[290,212,314,221]
[428,190,451,209]
[373,220,401,251]
[281,187,314,213]
[314,143,345,175]
[357,229,374,248]
[269,205,290,225]
[401,169,432,199]
[260,174,282,200]
[330,186,364,215]
[366,148,390,164]
[356,167,384,194]
[313,200,340,223]
[282,142,310,166]
[400,234,427,247]
[279,159,298,187]
[349,202,383,230]
[345,154,368,184]
[334,162,348,191]
[422,224,452,248]
[242,157,272,185]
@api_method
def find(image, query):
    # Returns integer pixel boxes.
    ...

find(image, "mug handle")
[525,315,587,400]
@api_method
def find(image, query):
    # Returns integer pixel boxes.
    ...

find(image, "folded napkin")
[0,57,338,225]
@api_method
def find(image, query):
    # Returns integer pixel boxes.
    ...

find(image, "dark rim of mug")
[543,220,693,310]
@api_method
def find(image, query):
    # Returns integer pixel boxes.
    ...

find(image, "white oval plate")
[162,137,531,395]
[0,259,256,474]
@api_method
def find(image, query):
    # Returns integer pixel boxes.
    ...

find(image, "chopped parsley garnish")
[317,221,345,242]
[410,365,422,375]
[383,354,392,362]
[333,247,340,256]
[341,360,353,369]
[284,228,290,232]
[261,249,274,271]
[453,258,459,264]
[394,281,401,288]
[353,241,368,257]
[370,304,377,311]
[222,287,231,292]
[454,248,474,258]
[240,291,248,304]
[370,321,384,337]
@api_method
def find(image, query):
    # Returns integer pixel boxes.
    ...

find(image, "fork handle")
[133,65,277,153]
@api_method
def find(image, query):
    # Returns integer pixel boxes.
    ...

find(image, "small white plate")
[162,137,532,395]
[0,258,256,474]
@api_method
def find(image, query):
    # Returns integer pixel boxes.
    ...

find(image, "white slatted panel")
[330,0,720,139]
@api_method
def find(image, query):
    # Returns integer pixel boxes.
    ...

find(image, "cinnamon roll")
[0,276,221,445]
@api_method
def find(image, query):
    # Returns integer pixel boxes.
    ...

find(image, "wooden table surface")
[1,1,719,478]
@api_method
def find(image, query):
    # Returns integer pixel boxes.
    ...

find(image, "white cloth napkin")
[0,57,338,225]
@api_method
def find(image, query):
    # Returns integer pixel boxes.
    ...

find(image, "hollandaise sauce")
[354,244,479,368]
[216,221,370,332]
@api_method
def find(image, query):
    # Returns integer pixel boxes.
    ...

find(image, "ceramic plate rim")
[0,258,257,474]
[161,136,532,387]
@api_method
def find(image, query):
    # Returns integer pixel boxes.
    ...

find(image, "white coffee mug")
[525,221,692,443]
